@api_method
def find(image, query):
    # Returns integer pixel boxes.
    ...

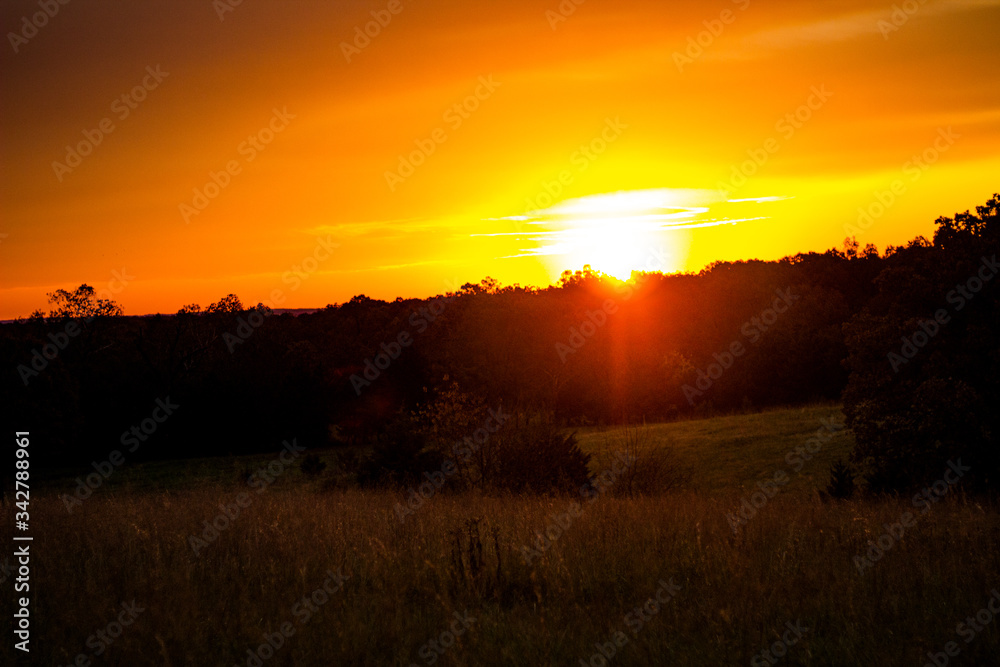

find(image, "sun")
[488,188,766,281]
[519,189,714,280]
[560,221,662,280]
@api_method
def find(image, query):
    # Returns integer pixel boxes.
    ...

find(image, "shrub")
[411,385,591,493]
[300,453,327,477]
[355,385,592,494]
[487,415,592,494]
[355,414,443,488]
[826,459,856,499]
[603,424,688,497]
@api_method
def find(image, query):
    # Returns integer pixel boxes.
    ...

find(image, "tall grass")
[4,486,998,666]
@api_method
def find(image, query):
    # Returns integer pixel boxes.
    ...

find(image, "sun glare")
[506,189,746,280]
[478,188,783,283]
[558,219,663,280]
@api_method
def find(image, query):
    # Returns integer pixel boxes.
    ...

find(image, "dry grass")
[4,485,999,666]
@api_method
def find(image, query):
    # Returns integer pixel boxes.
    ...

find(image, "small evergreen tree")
[826,459,856,499]
[300,453,327,477]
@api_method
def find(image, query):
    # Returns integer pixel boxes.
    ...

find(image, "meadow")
[5,405,999,666]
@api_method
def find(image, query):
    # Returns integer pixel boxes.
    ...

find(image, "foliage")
[4,193,997,487]
[45,283,123,319]
[489,416,592,493]
[299,453,327,477]
[354,413,442,488]
[412,384,591,493]
[604,424,689,497]
[204,293,243,313]
[825,459,856,499]
[842,193,999,492]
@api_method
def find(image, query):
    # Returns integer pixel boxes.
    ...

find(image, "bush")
[352,385,592,494]
[826,459,856,499]
[355,414,443,488]
[602,424,688,497]
[487,415,592,494]
[410,385,591,493]
[300,453,327,477]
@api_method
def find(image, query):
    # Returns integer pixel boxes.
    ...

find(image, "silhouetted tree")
[46,284,123,319]
[843,194,999,492]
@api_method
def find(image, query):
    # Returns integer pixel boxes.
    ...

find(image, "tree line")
[3,193,997,493]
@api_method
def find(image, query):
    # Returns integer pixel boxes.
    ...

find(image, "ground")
[6,405,998,666]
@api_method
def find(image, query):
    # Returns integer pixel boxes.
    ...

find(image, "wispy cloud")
[307,217,447,239]
[737,0,1000,52]
[728,196,796,203]
[477,189,782,267]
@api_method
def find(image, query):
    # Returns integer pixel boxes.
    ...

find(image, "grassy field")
[5,405,999,666]
[35,403,852,496]
[575,403,852,495]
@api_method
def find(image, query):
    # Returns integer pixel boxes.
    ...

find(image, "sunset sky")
[2,0,998,318]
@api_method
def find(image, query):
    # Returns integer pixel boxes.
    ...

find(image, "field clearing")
[5,490,999,666]
[576,404,852,495]
[7,405,998,666]
[36,404,853,498]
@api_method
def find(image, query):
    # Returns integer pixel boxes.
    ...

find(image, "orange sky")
[2,0,999,318]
